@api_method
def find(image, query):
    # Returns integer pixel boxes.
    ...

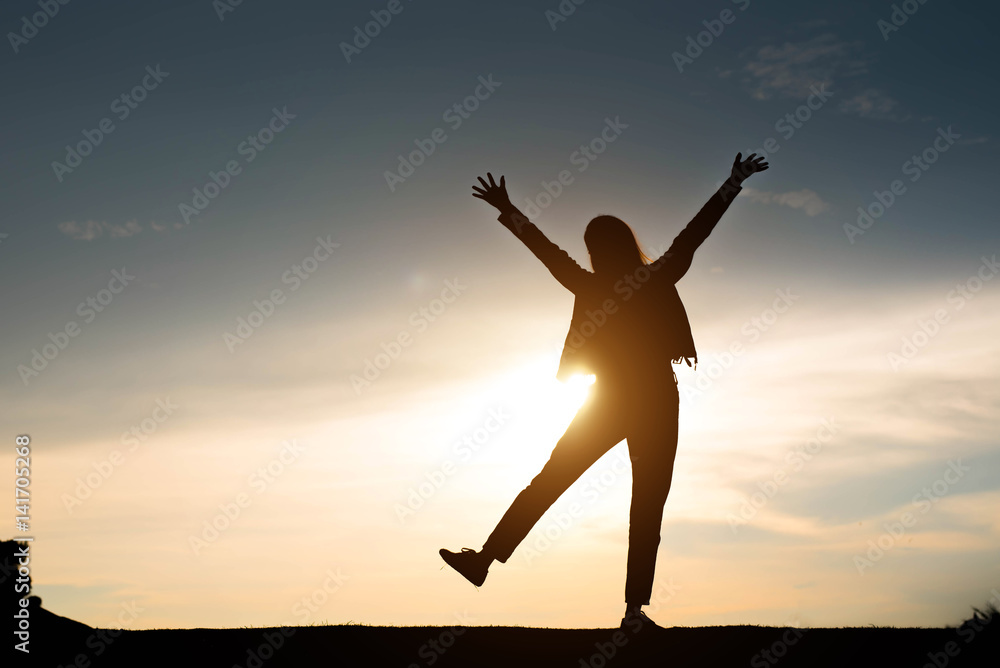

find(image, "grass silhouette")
[22,606,1000,667]
[6,540,998,667]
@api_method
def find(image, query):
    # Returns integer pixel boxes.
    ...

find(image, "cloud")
[741,34,916,122]
[107,220,142,238]
[741,33,867,100]
[57,220,106,241]
[839,88,909,121]
[58,219,174,240]
[741,188,831,217]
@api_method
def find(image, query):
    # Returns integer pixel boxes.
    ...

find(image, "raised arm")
[472,173,591,294]
[651,153,769,283]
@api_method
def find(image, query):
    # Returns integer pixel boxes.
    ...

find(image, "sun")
[498,352,594,418]
[477,352,596,478]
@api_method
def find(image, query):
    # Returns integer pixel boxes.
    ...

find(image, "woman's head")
[584,215,652,275]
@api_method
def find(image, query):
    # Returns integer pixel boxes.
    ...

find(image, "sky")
[1,0,999,633]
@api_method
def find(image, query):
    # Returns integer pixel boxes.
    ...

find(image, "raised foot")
[439,547,489,587]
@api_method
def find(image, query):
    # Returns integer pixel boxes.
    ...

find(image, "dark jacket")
[497,179,743,382]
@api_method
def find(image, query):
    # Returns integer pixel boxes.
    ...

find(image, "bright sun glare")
[478,353,596,479]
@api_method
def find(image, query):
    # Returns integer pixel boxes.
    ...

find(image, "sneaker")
[620,608,665,634]
[439,547,489,587]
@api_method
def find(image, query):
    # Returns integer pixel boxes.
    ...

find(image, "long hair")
[584,215,653,275]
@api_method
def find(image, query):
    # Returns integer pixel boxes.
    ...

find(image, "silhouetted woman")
[441,153,769,631]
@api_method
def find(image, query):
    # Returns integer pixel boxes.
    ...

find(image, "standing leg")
[481,381,627,563]
[623,379,680,607]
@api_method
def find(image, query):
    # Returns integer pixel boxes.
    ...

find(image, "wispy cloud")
[58,219,177,241]
[740,33,867,100]
[739,33,919,123]
[741,188,831,217]
[839,88,908,121]
[107,220,142,238]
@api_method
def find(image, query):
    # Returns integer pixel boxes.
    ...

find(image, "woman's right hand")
[471,172,513,212]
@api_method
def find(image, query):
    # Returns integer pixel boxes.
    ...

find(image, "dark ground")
[29,612,1000,668]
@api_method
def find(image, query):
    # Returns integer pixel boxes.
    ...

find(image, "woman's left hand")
[730,152,769,186]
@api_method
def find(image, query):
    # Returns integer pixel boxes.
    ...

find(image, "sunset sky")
[1,0,999,631]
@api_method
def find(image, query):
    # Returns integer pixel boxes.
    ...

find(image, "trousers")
[482,371,680,604]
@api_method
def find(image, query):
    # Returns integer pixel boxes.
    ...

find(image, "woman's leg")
[482,382,627,563]
[623,378,680,606]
